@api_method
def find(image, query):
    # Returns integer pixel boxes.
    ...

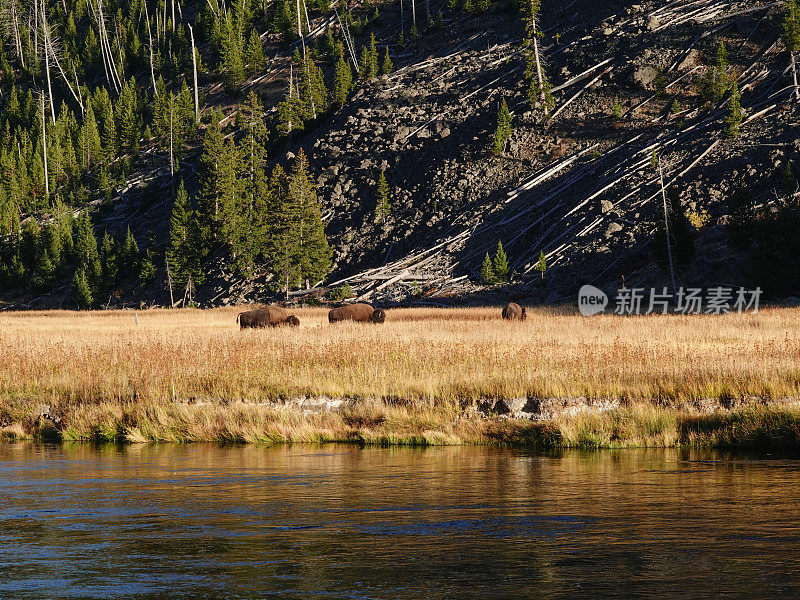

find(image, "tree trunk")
[169,97,175,177]
[144,0,158,94]
[792,51,799,102]
[41,2,56,125]
[531,16,546,105]
[659,159,677,292]
[189,24,199,123]
[411,0,416,28]
[44,20,84,114]
[10,2,25,69]
[296,0,305,55]
[41,94,49,200]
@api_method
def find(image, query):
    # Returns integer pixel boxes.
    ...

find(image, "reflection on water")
[1,444,799,599]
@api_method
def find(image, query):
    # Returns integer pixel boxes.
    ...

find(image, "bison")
[328,303,386,324]
[237,307,300,329]
[501,302,527,321]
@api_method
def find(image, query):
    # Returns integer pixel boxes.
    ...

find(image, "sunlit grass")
[0,306,799,446]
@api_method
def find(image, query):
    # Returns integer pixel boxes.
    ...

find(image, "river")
[1,444,799,598]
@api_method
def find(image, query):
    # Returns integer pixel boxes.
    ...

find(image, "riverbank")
[2,307,799,447]
[5,398,800,449]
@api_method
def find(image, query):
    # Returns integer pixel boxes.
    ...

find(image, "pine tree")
[116,78,141,154]
[784,161,797,196]
[701,42,732,103]
[72,267,93,308]
[381,47,393,75]
[99,231,118,286]
[332,44,353,107]
[536,250,547,280]
[523,0,554,113]
[274,150,332,294]
[375,170,391,223]
[223,11,245,89]
[167,180,193,288]
[724,80,743,138]
[245,29,266,74]
[300,53,328,118]
[492,97,512,155]
[493,241,509,282]
[94,87,117,159]
[74,212,102,288]
[481,252,496,284]
[291,150,332,285]
[121,226,140,278]
[77,104,102,169]
[197,111,226,242]
[360,33,379,79]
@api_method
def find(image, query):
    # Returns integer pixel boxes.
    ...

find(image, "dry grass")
[1,306,799,446]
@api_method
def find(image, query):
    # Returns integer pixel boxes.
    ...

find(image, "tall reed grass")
[1,307,798,447]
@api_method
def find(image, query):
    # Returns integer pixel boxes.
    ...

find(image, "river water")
[1,444,799,599]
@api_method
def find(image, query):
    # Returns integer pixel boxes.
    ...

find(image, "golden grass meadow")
[1,306,800,447]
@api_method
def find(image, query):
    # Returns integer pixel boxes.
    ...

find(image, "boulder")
[633,65,659,89]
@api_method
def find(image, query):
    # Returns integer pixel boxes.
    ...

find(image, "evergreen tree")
[72,268,93,308]
[116,78,142,154]
[783,160,797,196]
[121,226,140,278]
[480,252,496,284]
[74,212,102,287]
[175,82,196,147]
[245,29,266,73]
[523,0,554,113]
[492,97,512,155]
[223,11,245,89]
[724,81,743,138]
[493,241,509,282]
[197,111,226,242]
[700,42,732,103]
[375,170,391,223]
[167,180,195,288]
[94,87,117,159]
[381,47,393,75]
[274,150,332,293]
[77,104,102,169]
[360,34,379,79]
[300,53,329,118]
[20,219,40,276]
[99,231,119,286]
[536,250,547,280]
[332,44,353,107]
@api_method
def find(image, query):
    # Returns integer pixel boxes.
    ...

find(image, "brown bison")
[328,303,386,324]
[237,307,300,329]
[502,302,527,321]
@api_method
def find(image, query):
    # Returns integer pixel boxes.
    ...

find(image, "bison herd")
[238,301,527,329]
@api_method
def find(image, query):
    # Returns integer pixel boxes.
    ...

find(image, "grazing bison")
[328,303,386,324]
[502,302,527,321]
[237,307,300,329]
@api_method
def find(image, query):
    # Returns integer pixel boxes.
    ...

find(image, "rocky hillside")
[282,0,800,305]
[4,0,800,308]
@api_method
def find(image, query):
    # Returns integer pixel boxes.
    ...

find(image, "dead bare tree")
[188,24,199,123]
[39,1,56,125]
[41,93,49,200]
[2,0,26,69]
[142,0,158,94]
[42,12,84,114]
